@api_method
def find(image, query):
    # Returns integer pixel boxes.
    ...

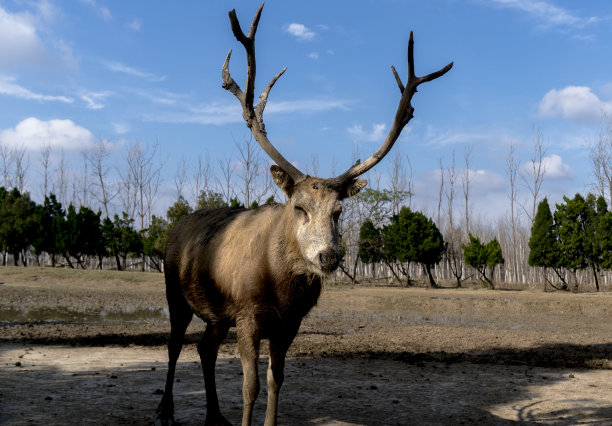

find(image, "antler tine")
[223,2,306,183]
[331,31,453,186]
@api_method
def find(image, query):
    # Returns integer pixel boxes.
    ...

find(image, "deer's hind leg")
[156,284,193,425]
[198,320,231,426]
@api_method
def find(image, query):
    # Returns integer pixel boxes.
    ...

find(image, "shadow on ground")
[1,329,610,369]
[1,343,611,425]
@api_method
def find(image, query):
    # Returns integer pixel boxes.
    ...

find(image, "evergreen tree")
[358,219,385,281]
[597,210,612,270]
[359,219,382,265]
[0,188,37,266]
[584,194,605,291]
[142,215,169,272]
[383,207,446,287]
[463,234,504,289]
[103,212,142,270]
[485,237,504,286]
[196,190,228,210]
[60,204,103,268]
[528,198,566,290]
[32,194,65,266]
[167,196,193,225]
[554,194,600,290]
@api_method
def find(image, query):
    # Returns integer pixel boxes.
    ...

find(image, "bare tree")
[78,152,89,207]
[190,154,213,207]
[0,140,12,188]
[12,146,28,193]
[121,141,162,272]
[521,129,547,224]
[174,156,189,201]
[219,155,235,204]
[39,144,53,198]
[437,158,444,226]
[235,136,273,206]
[589,120,612,206]
[405,156,414,209]
[506,142,520,283]
[88,138,115,218]
[390,151,410,215]
[446,149,457,230]
[444,149,465,287]
[309,153,319,177]
[54,149,68,207]
[462,144,473,236]
[126,141,162,230]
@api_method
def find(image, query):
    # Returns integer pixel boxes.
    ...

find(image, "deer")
[156,3,452,425]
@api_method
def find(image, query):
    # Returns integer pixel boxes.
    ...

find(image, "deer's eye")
[295,205,309,222]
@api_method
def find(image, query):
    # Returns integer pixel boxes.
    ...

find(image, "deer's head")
[223,3,452,276]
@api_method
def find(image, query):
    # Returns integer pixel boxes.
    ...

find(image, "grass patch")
[0,266,164,291]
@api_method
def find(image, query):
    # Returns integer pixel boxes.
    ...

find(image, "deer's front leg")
[236,315,261,426]
[264,328,297,426]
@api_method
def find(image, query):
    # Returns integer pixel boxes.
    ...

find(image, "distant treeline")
[355,193,612,291]
[2,185,611,292]
[0,186,267,271]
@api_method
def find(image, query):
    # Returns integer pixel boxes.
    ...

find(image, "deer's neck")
[265,207,322,316]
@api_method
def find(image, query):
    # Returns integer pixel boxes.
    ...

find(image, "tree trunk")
[424,264,438,288]
[591,263,600,292]
[63,254,74,269]
[114,253,122,271]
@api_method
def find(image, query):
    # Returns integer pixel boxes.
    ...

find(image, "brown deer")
[156,3,452,425]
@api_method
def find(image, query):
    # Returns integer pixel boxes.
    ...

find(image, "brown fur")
[156,170,362,426]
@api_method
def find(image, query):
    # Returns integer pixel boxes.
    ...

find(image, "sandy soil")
[1,272,611,425]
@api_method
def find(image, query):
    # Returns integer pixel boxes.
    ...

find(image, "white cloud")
[285,23,315,41]
[0,118,95,151]
[520,153,573,179]
[0,3,79,70]
[111,122,130,135]
[147,98,350,126]
[103,61,166,82]
[0,6,47,67]
[489,0,597,30]
[267,99,349,114]
[308,52,319,60]
[126,18,142,31]
[80,90,112,110]
[145,102,240,125]
[81,0,112,22]
[348,123,387,142]
[425,128,499,147]
[538,86,612,124]
[0,76,73,103]
[127,87,187,106]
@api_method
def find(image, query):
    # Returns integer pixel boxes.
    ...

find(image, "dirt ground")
[1,269,611,425]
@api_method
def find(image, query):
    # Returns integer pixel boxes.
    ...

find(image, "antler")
[329,32,453,187]
[222,2,306,183]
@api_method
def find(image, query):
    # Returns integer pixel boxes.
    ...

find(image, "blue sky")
[1,0,611,224]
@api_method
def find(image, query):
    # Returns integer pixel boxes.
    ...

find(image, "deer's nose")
[319,249,339,272]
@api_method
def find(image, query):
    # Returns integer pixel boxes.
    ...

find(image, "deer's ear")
[271,165,295,198]
[340,179,367,200]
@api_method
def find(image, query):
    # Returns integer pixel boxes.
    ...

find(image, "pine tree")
[358,219,382,265]
[383,207,446,287]
[528,198,565,290]
[463,233,504,289]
